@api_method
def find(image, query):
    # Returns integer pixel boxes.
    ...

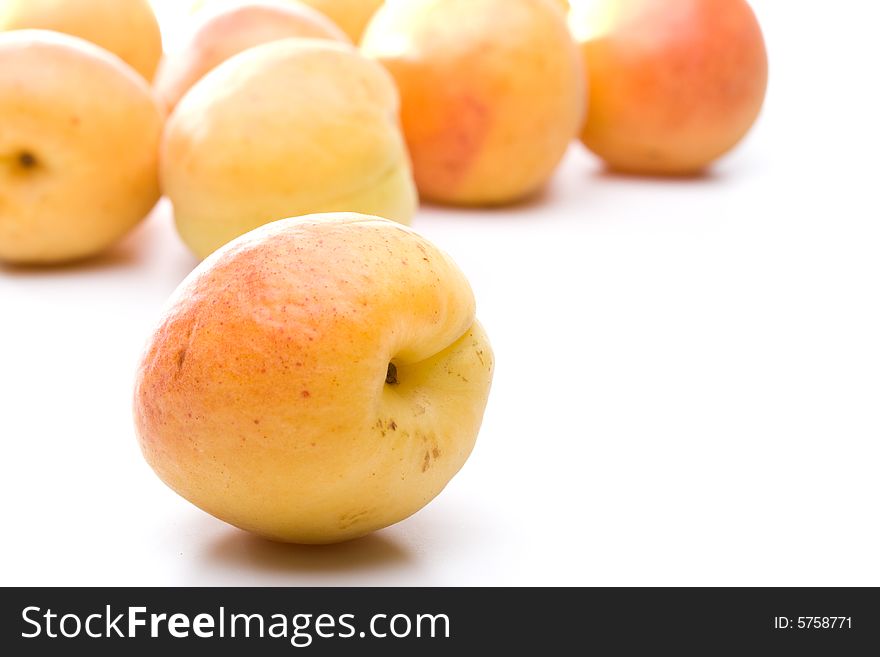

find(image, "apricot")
[135,213,494,543]
[0,0,163,81]
[155,1,348,112]
[0,31,161,263]
[571,0,768,174]
[301,0,384,42]
[161,40,417,258]
[362,0,585,206]
[189,0,383,43]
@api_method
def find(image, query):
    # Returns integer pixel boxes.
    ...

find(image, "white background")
[2,1,879,586]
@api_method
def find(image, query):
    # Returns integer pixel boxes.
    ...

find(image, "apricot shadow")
[592,165,725,185]
[421,182,556,215]
[202,530,416,576]
[415,186,565,231]
[0,238,145,276]
[0,215,199,282]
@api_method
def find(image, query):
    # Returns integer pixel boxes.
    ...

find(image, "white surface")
[2,1,880,586]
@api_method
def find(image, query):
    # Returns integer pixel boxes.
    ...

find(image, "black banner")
[1,588,877,654]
